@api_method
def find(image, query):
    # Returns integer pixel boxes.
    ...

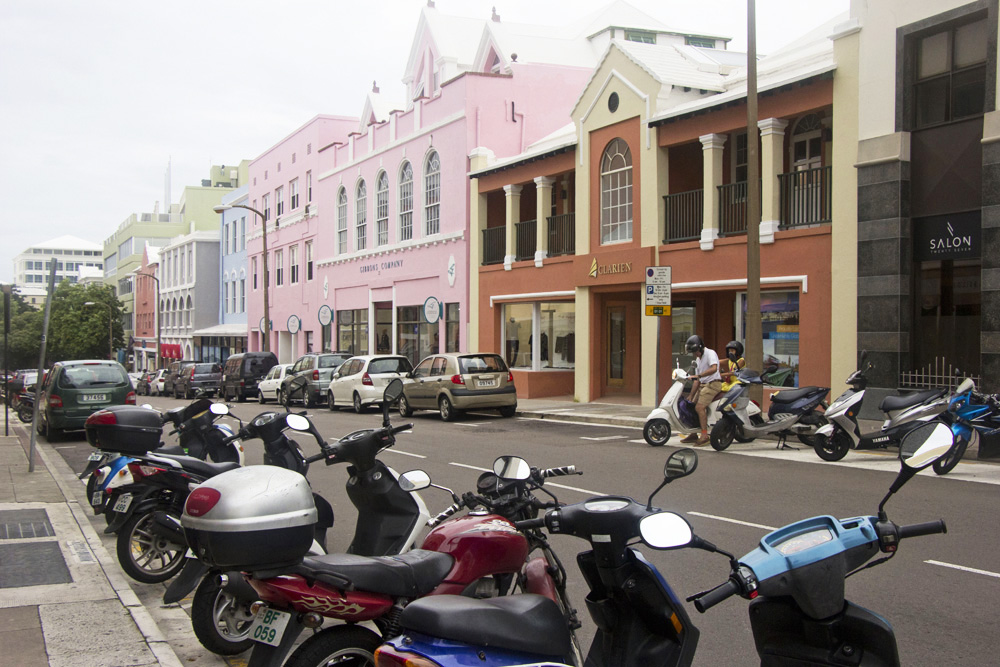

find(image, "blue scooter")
[938,381,1000,474]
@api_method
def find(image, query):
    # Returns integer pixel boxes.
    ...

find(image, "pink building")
[248,2,697,367]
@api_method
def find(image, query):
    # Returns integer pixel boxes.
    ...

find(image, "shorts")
[697,381,723,407]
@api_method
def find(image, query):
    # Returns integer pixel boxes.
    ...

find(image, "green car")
[37,360,136,440]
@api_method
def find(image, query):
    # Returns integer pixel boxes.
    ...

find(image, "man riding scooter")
[682,335,722,446]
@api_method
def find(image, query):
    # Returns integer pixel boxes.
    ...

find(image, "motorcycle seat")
[879,388,945,413]
[296,549,454,597]
[151,454,240,477]
[770,386,826,404]
[398,593,571,657]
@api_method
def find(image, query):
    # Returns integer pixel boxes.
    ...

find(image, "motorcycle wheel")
[17,404,33,423]
[932,436,968,476]
[191,574,255,655]
[734,427,755,443]
[286,625,381,667]
[815,430,851,462]
[116,508,186,584]
[643,419,671,446]
[710,419,736,451]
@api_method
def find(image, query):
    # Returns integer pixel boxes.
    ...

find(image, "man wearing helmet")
[720,340,745,392]
[682,334,722,446]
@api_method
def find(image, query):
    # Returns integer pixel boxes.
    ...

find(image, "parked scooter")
[936,382,1000,475]
[710,370,828,451]
[643,365,761,446]
[16,387,34,423]
[175,378,431,656]
[375,449,703,667]
[812,351,960,463]
[688,421,951,666]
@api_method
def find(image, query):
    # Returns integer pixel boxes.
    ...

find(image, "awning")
[192,323,249,337]
[160,344,183,359]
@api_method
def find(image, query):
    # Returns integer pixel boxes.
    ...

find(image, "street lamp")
[214,204,270,352]
[84,301,113,360]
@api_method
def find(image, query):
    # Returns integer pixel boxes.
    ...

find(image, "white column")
[758,117,789,244]
[534,176,554,267]
[503,184,522,271]
[699,133,727,250]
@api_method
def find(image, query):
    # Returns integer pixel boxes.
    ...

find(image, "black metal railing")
[779,166,832,228]
[483,226,506,266]
[718,181,747,236]
[547,213,575,257]
[515,219,536,261]
[663,189,703,243]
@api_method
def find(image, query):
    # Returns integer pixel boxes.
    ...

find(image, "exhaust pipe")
[150,511,186,546]
[217,572,259,600]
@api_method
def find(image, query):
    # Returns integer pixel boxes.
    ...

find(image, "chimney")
[492,6,500,22]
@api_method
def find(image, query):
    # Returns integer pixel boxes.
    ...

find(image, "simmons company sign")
[914,212,980,261]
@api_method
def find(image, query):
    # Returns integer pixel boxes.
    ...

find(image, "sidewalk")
[0,422,182,667]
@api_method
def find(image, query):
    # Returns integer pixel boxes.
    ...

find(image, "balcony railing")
[663,189,703,243]
[515,219,536,261]
[547,213,575,257]
[718,181,746,236]
[483,226,505,266]
[779,166,832,228]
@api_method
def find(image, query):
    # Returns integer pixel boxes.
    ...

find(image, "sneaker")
[680,433,699,443]
[695,434,711,446]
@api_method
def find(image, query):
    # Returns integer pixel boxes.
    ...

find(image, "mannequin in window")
[506,318,520,366]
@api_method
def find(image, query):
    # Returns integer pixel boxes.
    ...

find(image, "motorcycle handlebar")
[390,423,413,436]
[539,465,579,478]
[694,579,740,613]
[427,503,462,528]
[897,519,947,540]
[514,517,546,531]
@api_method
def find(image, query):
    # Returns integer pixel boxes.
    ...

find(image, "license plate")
[91,492,103,507]
[88,452,105,462]
[476,378,497,388]
[112,493,133,513]
[249,607,291,647]
[81,394,108,403]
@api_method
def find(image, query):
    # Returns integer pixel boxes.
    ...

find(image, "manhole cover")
[0,542,72,587]
[0,509,55,539]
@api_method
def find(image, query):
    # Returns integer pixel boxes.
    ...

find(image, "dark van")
[174,362,223,399]
[220,352,278,402]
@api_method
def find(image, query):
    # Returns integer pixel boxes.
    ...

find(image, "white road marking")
[580,435,627,441]
[546,482,603,495]
[383,449,426,459]
[517,417,642,430]
[925,560,1000,579]
[688,511,776,532]
[450,462,491,473]
[454,422,481,427]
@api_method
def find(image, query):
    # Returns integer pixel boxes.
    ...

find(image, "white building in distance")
[13,235,104,287]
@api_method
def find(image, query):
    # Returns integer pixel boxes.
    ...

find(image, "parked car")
[256,363,292,403]
[162,360,191,397]
[220,351,278,402]
[135,371,153,396]
[151,369,167,395]
[173,362,222,398]
[327,355,414,413]
[36,360,135,439]
[279,352,352,408]
[399,353,517,421]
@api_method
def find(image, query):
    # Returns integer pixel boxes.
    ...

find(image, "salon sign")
[913,212,980,261]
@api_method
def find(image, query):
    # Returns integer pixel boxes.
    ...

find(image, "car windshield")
[459,355,507,374]
[369,357,413,374]
[59,365,127,389]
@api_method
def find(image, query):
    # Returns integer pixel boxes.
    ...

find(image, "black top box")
[85,405,163,453]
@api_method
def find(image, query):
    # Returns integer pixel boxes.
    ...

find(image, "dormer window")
[624,29,655,44]
[685,36,716,48]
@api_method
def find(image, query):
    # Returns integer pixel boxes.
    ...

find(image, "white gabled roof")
[31,235,102,251]
[613,39,729,92]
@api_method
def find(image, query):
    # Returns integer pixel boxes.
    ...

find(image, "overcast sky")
[0,0,849,283]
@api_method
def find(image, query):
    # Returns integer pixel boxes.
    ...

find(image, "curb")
[518,410,646,429]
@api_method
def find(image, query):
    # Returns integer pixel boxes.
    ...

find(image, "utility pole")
[746,0,763,400]
[29,259,57,472]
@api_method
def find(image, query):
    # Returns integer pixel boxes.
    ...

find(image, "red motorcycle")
[184,449,581,667]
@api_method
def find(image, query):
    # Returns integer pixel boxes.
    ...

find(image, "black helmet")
[725,340,744,358]
[685,335,704,355]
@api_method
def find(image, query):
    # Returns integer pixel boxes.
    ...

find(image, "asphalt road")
[49,394,1000,666]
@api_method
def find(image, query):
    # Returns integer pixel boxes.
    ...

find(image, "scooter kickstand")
[776,435,798,451]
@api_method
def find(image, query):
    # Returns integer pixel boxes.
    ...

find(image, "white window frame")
[399,161,413,241]
[424,152,440,235]
[337,187,348,253]
[600,138,633,244]
[355,180,368,251]
[376,171,389,246]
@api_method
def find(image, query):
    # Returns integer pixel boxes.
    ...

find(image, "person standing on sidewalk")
[681,335,722,446]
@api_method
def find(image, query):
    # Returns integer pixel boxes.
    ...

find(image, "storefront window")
[503,302,575,370]
[397,306,435,368]
[445,302,460,352]
[739,291,800,386]
[322,323,332,353]
[376,306,392,354]
[336,309,368,355]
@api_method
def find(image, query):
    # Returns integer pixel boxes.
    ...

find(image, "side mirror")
[140,403,154,410]
[285,414,310,432]
[900,422,954,470]
[665,448,699,480]
[493,455,531,481]
[287,375,308,399]
[639,512,694,550]
[384,378,403,404]
[399,470,431,492]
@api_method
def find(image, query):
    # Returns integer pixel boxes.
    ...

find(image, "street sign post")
[645,266,671,316]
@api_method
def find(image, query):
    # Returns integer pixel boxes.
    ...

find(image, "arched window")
[376,171,389,246]
[223,274,230,314]
[337,187,348,253]
[355,180,367,251]
[399,161,413,241]
[790,113,824,170]
[186,296,193,327]
[424,151,440,235]
[600,138,633,244]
